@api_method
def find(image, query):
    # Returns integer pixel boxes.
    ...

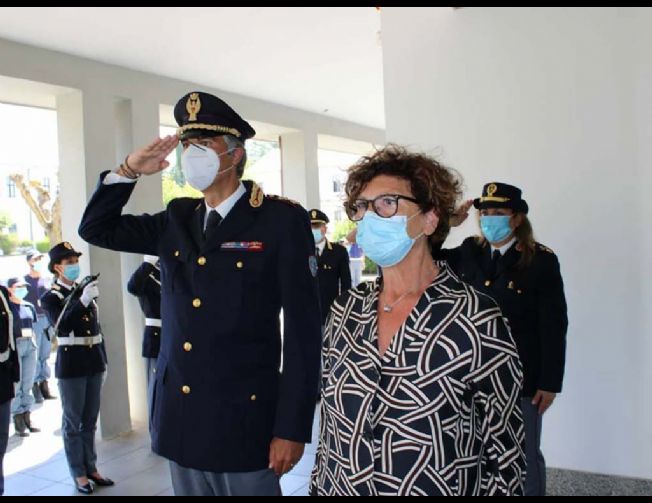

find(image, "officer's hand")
[450,199,474,227]
[126,135,179,176]
[80,281,100,307]
[532,390,556,415]
[268,438,305,477]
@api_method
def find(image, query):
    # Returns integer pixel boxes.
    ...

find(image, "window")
[6,178,16,198]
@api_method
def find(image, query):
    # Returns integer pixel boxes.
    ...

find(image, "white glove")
[80,281,100,307]
[144,255,159,265]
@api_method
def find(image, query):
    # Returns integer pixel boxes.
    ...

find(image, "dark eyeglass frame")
[345,194,420,222]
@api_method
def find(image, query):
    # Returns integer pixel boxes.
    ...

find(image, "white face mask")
[181,144,235,192]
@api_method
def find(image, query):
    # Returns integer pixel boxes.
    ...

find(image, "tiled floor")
[3,393,316,497]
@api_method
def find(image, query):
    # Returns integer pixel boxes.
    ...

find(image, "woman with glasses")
[438,183,568,496]
[310,146,525,496]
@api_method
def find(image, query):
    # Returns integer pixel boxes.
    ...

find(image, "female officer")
[438,182,568,496]
[40,242,114,495]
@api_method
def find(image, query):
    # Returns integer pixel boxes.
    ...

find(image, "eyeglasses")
[345,194,420,222]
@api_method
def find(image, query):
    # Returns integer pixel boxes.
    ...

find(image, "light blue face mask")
[480,215,513,244]
[356,211,423,268]
[32,260,45,274]
[63,264,81,282]
[312,229,324,244]
[13,287,28,300]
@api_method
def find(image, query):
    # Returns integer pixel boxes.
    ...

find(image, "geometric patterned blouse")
[310,263,525,495]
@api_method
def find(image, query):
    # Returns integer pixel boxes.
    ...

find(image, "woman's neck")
[381,242,439,299]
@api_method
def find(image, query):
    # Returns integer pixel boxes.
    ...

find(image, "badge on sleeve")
[309,256,318,278]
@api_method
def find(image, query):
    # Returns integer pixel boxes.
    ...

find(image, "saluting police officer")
[40,243,114,494]
[437,182,568,496]
[78,91,322,496]
[127,255,161,414]
[309,209,351,324]
[0,285,20,496]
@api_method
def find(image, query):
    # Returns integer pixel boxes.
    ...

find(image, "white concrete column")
[280,131,320,208]
[115,97,163,426]
[65,88,132,439]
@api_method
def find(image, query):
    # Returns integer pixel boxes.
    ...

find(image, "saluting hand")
[125,135,179,176]
[450,199,474,227]
[269,438,305,477]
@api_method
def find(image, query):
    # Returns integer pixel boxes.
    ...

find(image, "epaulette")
[538,244,555,254]
[266,194,302,208]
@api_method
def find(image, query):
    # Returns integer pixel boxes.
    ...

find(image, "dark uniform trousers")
[437,237,568,496]
[40,280,108,479]
[0,287,19,496]
[316,240,352,325]
[78,174,322,494]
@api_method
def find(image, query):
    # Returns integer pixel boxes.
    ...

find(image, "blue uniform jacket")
[79,174,322,473]
[127,262,162,359]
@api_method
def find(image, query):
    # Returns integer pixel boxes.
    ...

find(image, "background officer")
[24,251,56,403]
[437,182,568,496]
[78,91,322,496]
[0,285,19,496]
[309,209,351,324]
[127,255,161,415]
[40,242,114,494]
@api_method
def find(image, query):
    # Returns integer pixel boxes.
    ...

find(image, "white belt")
[145,318,162,328]
[58,334,103,347]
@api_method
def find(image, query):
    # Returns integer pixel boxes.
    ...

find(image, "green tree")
[330,219,356,243]
[0,211,11,231]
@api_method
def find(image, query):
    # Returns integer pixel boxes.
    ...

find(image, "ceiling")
[0,7,385,129]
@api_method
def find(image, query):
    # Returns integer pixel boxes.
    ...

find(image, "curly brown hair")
[345,145,464,246]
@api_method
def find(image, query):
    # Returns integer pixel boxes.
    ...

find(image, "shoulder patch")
[266,194,302,208]
[538,244,555,254]
[249,182,265,208]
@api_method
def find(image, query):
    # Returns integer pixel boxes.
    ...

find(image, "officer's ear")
[230,146,245,166]
[512,212,524,229]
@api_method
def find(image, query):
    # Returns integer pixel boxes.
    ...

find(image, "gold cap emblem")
[487,183,498,197]
[312,211,317,219]
[186,93,201,122]
[64,242,73,250]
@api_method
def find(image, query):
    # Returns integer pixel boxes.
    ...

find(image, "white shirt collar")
[204,182,246,229]
[491,237,517,256]
[316,239,327,255]
[55,278,75,291]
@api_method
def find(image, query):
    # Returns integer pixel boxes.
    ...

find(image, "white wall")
[381,7,652,479]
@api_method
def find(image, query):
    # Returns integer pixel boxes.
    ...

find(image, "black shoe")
[40,380,57,400]
[76,483,94,495]
[88,475,115,487]
[32,383,44,404]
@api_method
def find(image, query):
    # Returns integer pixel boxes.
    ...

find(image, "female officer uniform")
[40,242,113,494]
[437,183,568,496]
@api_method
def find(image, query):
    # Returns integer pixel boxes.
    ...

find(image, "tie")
[490,250,501,279]
[315,247,321,258]
[204,210,222,241]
